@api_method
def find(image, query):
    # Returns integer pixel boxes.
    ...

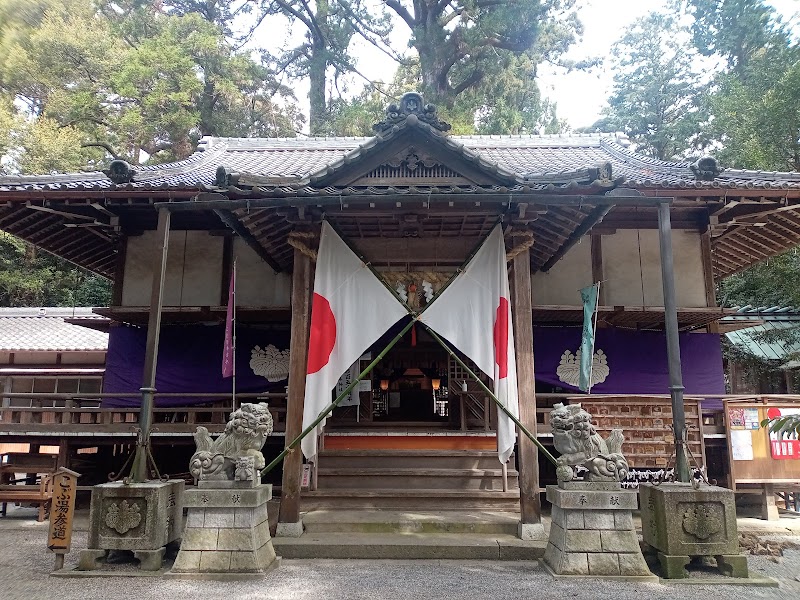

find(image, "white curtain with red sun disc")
[301,222,408,462]
[418,225,520,463]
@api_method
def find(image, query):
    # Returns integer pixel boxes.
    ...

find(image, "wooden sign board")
[724,400,800,487]
[47,468,79,554]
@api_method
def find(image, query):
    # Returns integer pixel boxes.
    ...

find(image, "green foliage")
[383,0,580,134]
[0,232,110,306]
[706,44,800,170]
[761,414,800,438]
[0,0,303,172]
[589,12,708,160]
[685,0,781,73]
[719,250,800,309]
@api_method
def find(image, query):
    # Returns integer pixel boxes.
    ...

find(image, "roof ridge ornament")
[372,92,452,134]
[104,160,136,184]
[690,156,722,181]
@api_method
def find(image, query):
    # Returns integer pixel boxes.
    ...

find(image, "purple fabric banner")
[533,327,725,395]
[102,324,290,407]
[102,323,725,407]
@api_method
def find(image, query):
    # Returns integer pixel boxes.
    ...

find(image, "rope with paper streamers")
[505,230,535,262]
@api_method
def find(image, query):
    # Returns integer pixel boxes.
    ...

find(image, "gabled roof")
[1,92,800,281]
[3,132,799,194]
[0,307,109,352]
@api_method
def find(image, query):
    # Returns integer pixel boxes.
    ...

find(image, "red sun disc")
[767,407,782,420]
[494,297,510,379]
[307,293,337,374]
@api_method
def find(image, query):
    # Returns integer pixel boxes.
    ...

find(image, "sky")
[263,0,800,133]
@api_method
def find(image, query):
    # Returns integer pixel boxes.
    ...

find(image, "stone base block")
[78,549,107,571]
[544,483,652,579]
[276,520,304,538]
[517,522,546,541]
[134,548,166,571]
[716,554,749,578]
[85,480,184,553]
[657,553,691,579]
[172,483,278,574]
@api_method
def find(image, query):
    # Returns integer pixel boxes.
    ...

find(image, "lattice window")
[363,163,461,180]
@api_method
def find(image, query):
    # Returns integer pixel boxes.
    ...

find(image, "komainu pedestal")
[544,483,653,578]
[543,403,654,579]
[78,479,185,571]
[171,402,279,576]
[639,483,748,579]
[171,481,277,574]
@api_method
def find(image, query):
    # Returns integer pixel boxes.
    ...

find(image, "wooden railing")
[0,392,288,436]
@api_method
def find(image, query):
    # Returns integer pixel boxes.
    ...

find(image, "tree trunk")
[308,0,330,135]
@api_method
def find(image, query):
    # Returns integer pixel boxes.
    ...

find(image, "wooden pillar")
[511,249,542,530]
[590,234,605,305]
[700,229,720,333]
[57,439,70,470]
[111,236,127,306]
[278,248,312,530]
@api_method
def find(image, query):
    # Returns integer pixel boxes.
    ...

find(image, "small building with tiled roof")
[0,307,108,408]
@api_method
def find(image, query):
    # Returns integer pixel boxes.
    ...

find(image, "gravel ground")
[1,512,799,600]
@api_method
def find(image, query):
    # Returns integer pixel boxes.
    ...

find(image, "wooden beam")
[699,230,717,308]
[541,205,613,272]
[278,248,313,527]
[156,192,670,213]
[213,208,283,273]
[220,234,233,305]
[112,237,127,306]
[511,248,541,527]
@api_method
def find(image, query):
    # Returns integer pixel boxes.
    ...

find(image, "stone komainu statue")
[189,402,273,481]
[549,402,629,483]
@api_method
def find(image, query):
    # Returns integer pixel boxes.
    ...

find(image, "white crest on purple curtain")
[556,349,609,388]
[249,344,290,382]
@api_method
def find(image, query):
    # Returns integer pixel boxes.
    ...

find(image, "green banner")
[579,284,599,392]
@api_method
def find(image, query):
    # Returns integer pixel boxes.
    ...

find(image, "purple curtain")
[533,327,725,396]
[102,323,725,407]
[102,324,290,407]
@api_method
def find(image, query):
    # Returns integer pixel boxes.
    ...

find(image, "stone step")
[302,488,521,511]
[318,449,509,470]
[272,532,545,560]
[301,509,521,535]
[317,467,519,491]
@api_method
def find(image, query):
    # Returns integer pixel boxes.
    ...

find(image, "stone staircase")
[302,449,521,511]
[272,509,545,560]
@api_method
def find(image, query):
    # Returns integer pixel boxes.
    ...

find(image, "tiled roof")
[1,132,799,193]
[0,308,109,352]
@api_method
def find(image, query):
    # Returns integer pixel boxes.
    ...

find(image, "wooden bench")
[0,474,53,521]
[0,452,58,521]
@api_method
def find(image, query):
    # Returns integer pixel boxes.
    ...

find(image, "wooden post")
[47,467,79,571]
[278,248,312,531]
[131,208,170,483]
[511,249,542,533]
[590,234,605,305]
[700,229,720,333]
[56,439,69,470]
